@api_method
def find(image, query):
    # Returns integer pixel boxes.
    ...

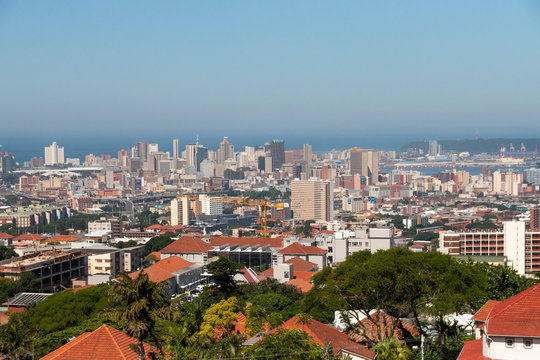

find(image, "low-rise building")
[0,250,87,291]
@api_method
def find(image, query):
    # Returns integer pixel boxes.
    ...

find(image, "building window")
[505,338,514,348]
[524,338,533,349]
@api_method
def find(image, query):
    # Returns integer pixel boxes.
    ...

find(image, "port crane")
[178,195,288,237]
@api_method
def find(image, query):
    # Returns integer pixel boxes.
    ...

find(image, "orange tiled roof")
[161,236,213,254]
[14,234,46,241]
[485,283,540,337]
[40,324,160,360]
[285,278,313,293]
[0,233,14,239]
[456,338,494,360]
[294,271,318,282]
[46,235,80,243]
[209,236,283,248]
[271,316,376,359]
[128,256,194,283]
[283,257,318,272]
[277,242,326,255]
[471,300,501,322]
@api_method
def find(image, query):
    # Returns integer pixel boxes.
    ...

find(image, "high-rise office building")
[217,137,234,164]
[270,139,285,170]
[291,179,334,221]
[133,142,149,161]
[173,139,180,159]
[171,198,190,226]
[44,142,65,165]
[303,144,312,165]
[0,153,16,173]
[428,140,438,156]
[185,142,208,171]
[349,148,379,185]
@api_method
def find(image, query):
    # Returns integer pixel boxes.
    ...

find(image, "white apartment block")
[44,142,65,165]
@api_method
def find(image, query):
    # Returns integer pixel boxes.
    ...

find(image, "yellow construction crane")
[178,195,288,237]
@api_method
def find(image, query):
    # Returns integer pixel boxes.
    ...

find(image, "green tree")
[303,249,486,344]
[0,314,38,360]
[0,245,17,260]
[472,261,535,311]
[198,296,239,339]
[373,337,413,360]
[144,232,175,255]
[207,256,243,296]
[104,271,179,360]
[246,328,324,360]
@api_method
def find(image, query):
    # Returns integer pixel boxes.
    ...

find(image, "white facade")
[200,195,223,215]
[504,221,526,275]
[482,334,540,360]
[44,142,65,165]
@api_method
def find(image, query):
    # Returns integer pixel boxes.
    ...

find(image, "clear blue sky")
[1,0,540,143]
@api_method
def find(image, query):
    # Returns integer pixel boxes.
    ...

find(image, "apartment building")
[291,179,334,221]
[439,221,540,275]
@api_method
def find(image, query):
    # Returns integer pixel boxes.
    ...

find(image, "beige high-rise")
[291,179,334,221]
[349,148,379,185]
[171,198,190,226]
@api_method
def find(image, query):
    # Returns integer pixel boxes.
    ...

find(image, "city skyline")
[2,1,540,139]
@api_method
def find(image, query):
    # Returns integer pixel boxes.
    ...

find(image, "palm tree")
[104,271,179,360]
[372,337,413,360]
[0,316,36,360]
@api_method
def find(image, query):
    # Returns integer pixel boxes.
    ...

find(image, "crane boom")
[178,195,287,237]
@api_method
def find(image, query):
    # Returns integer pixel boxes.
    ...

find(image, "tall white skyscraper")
[44,142,65,165]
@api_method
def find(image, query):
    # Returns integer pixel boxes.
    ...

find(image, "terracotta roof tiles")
[40,324,160,360]
[277,242,327,255]
[161,236,213,254]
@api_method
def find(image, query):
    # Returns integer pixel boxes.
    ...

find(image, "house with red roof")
[40,324,161,360]
[254,315,376,360]
[277,242,327,269]
[0,232,14,246]
[161,236,214,265]
[13,233,46,243]
[458,283,540,360]
[127,256,204,295]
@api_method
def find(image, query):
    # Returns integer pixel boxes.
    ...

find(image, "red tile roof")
[456,338,494,360]
[14,234,46,241]
[472,300,501,322]
[285,278,313,293]
[45,235,80,243]
[485,283,540,337]
[148,251,161,261]
[209,236,283,248]
[273,316,376,359]
[277,242,327,255]
[161,236,213,254]
[348,312,420,344]
[128,256,194,283]
[294,271,318,282]
[40,324,160,360]
[0,233,14,239]
[283,257,318,271]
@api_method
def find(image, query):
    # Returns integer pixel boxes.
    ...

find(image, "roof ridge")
[488,284,540,321]
[104,324,129,360]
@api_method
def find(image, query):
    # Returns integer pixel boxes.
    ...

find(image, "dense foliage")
[0,248,536,360]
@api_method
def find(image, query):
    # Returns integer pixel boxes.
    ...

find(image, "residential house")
[458,283,540,360]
